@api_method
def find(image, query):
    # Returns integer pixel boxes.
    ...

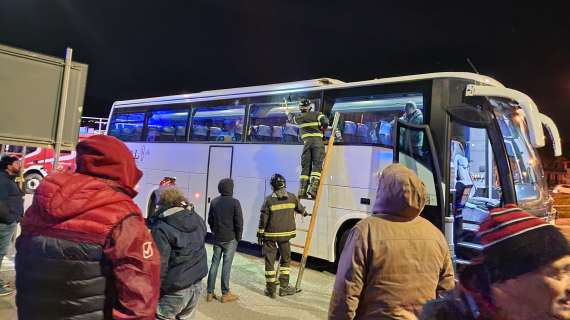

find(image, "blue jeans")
[156,281,203,320]
[207,239,237,295]
[0,223,16,267]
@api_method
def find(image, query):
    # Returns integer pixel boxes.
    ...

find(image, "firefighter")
[287,99,329,199]
[257,173,307,298]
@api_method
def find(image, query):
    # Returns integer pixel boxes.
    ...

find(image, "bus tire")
[24,173,43,194]
[335,220,359,266]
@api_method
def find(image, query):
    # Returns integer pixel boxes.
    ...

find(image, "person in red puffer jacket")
[15,135,160,320]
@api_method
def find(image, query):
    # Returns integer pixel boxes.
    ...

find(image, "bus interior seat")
[284,123,299,136]
[272,126,283,142]
[284,123,299,143]
[357,123,369,143]
[343,121,357,143]
[209,127,222,140]
[175,126,186,137]
[162,126,175,133]
[257,125,272,141]
[378,121,392,145]
[192,125,209,140]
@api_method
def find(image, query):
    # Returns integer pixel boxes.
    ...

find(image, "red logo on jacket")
[143,242,153,259]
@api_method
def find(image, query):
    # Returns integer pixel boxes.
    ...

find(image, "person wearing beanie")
[421,204,570,320]
[15,135,161,319]
[329,164,455,319]
[0,155,23,296]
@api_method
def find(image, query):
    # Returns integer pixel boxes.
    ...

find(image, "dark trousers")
[301,137,324,179]
[263,240,291,288]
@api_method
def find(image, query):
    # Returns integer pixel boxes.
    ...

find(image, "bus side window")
[146,109,189,142]
[190,105,245,142]
[248,103,301,144]
[329,93,424,146]
[109,113,145,142]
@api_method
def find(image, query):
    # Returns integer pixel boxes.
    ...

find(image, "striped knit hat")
[477,204,570,283]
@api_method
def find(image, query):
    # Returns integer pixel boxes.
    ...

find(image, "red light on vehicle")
[195,193,200,198]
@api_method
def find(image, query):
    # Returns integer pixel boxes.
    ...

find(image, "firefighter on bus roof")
[286,99,329,199]
[257,173,307,299]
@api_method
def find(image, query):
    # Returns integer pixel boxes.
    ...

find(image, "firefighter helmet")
[299,99,311,112]
[270,173,286,191]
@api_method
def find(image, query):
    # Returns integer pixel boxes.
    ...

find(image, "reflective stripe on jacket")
[258,192,305,242]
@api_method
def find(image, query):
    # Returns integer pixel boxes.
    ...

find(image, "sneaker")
[0,286,14,297]
[220,291,238,303]
[206,293,217,302]
[279,285,297,297]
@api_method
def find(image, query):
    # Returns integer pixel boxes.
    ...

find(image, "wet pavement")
[0,194,335,319]
[0,243,335,320]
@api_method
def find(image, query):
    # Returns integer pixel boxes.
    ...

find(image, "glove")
[297,210,309,217]
[257,231,264,246]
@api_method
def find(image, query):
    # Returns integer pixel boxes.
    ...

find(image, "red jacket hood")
[75,135,142,197]
[23,172,139,227]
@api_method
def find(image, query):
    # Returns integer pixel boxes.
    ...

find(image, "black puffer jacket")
[0,171,24,224]
[207,179,244,242]
[151,205,208,295]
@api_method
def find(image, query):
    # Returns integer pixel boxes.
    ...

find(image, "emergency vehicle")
[0,117,107,193]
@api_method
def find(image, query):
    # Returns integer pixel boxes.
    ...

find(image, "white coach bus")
[107,72,561,263]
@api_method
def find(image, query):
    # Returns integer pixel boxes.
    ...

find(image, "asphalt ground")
[0,194,336,319]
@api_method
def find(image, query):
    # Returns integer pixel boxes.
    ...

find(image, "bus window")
[492,102,542,202]
[109,113,145,142]
[330,93,424,146]
[248,102,302,144]
[146,109,189,142]
[190,105,245,142]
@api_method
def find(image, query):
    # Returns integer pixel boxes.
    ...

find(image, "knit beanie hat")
[477,204,570,283]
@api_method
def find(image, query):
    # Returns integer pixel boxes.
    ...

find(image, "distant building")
[544,157,570,187]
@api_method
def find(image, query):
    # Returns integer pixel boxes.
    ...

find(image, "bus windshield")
[491,99,544,202]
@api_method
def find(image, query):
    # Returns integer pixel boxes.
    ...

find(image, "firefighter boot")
[307,177,320,199]
[265,282,277,299]
[279,285,297,297]
[298,179,309,199]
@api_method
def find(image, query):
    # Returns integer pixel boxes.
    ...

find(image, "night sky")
[1,1,569,151]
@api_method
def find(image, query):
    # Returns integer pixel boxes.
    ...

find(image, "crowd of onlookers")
[1,135,569,320]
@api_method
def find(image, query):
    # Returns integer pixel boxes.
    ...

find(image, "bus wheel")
[24,173,43,194]
[335,227,352,265]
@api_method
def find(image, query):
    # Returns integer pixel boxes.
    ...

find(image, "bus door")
[445,104,516,263]
[205,146,234,221]
[392,120,445,231]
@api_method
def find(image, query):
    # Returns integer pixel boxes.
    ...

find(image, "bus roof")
[112,72,504,109]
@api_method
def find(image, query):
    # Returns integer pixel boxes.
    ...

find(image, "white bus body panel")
[126,142,393,261]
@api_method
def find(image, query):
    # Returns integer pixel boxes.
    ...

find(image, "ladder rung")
[291,243,305,249]
[297,228,309,232]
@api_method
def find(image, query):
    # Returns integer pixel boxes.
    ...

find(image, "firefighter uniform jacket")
[292,111,329,141]
[258,192,306,242]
